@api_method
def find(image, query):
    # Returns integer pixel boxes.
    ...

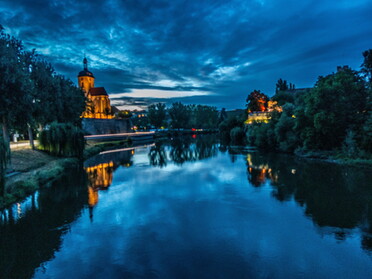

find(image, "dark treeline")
[0,26,85,192]
[137,102,219,130]
[246,50,372,159]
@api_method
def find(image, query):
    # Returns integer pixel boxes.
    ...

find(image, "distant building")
[245,100,282,124]
[78,57,113,119]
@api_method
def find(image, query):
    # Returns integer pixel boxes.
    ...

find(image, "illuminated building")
[245,112,271,124]
[78,57,113,119]
[245,100,282,124]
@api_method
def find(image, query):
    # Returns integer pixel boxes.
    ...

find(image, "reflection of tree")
[149,136,219,167]
[245,152,372,253]
[195,136,218,160]
[168,136,218,165]
[149,142,168,167]
[0,168,88,279]
[170,137,194,165]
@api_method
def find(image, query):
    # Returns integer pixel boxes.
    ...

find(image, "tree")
[169,102,190,129]
[0,26,32,149]
[218,108,227,123]
[148,103,166,128]
[361,49,372,85]
[0,134,10,196]
[246,90,269,112]
[303,67,367,150]
[192,105,218,129]
[276,78,288,93]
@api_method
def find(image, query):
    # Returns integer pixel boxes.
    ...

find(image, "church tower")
[78,56,113,119]
[78,57,95,95]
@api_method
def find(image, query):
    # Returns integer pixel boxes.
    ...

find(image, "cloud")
[1,0,372,109]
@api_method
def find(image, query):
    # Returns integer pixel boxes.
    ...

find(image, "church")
[78,57,113,119]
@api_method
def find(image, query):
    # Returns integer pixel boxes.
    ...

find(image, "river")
[1,136,371,279]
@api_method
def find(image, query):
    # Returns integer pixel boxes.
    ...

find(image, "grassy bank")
[1,139,131,210]
[1,154,78,209]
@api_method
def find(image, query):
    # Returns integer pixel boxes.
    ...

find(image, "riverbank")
[1,140,132,210]
[1,150,79,209]
[294,150,372,168]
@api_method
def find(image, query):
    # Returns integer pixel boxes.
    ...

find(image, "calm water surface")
[1,136,371,279]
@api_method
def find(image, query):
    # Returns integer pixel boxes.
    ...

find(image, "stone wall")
[82,118,132,135]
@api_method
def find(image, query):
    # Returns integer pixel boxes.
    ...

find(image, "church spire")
[83,56,88,71]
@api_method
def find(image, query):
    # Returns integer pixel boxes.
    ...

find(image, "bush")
[39,122,85,158]
[230,127,246,145]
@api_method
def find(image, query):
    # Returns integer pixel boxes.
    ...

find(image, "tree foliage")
[191,105,218,129]
[169,102,190,129]
[275,78,295,93]
[246,90,269,112]
[148,103,166,128]
[39,122,85,158]
[0,26,85,156]
[247,52,371,157]
[361,49,372,85]
[0,134,10,196]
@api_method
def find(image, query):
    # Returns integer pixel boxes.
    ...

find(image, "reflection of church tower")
[78,57,113,119]
[85,162,115,207]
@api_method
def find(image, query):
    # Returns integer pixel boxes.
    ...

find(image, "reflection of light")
[246,154,252,166]
[88,186,98,207]
[99,143,155,155]
[85,161,114,188]
[85,131,155,138]
[17,203,22,218]
[131,150,135,155]
[291,169,296,174]
[192,134,197,139]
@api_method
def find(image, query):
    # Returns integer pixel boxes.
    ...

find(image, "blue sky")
[1,0,372,110]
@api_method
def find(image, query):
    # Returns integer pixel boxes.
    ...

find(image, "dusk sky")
[1,0,372,110]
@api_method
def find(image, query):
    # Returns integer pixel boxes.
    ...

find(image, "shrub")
[230,127,246,145]
[39,122,85,158]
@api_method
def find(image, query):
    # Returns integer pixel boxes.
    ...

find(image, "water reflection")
[84,148,134,208]
[149,135,219,167]
[244,151,372,252]
[0,138,371,279]
[0,167,87,279]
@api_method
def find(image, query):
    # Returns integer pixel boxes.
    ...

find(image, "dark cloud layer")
[1,0,372,109]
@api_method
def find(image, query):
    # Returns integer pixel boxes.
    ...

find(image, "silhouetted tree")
[169,102,190,129]
[148,103,166,128]
[246,90,269,112]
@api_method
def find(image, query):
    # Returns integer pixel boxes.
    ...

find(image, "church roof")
[89,87,108,96]
[78,70,95,78]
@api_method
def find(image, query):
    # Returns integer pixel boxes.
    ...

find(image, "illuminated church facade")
[78,57,113,119]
